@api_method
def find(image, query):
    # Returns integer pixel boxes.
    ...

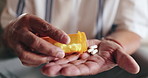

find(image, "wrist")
[102,37,124,50]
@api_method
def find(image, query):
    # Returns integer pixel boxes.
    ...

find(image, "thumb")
[115,49,140,74]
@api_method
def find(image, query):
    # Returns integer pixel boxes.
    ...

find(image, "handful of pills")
[87,45,99,55]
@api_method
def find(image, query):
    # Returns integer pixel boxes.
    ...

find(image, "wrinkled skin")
[4,14,70,66]
[4,14,139,77]
[41,39,140,77]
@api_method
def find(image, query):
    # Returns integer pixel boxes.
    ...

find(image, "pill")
[87,48,94,53]
[89,45,98,49]
[91,49,98,55]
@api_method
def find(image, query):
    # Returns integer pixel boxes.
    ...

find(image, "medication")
[91,49,98,55]
[87,45,98,55]
[42,31,87,54]
[89,45,98,49]
[87,48,95,53]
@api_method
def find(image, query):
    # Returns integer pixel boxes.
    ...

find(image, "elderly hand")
[41,39,139,77]
[4,14,70,66]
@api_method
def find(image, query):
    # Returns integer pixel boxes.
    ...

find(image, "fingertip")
[132,65,140,74]
[45,44,65,58]
[55,51,65,58]
[116,50,140,74]
[41,65,61,77]
[51,30,70,44]
[60,34,71,44]
[124,64,140,74]
[126,61,140,74]
[80,53,90,59]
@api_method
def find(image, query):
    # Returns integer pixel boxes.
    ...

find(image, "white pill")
[89,45,98,49]
[87,48,94,53]
[91,49,98,55]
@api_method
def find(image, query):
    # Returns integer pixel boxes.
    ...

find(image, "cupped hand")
[41,39,139,77]
[4,13,70,66]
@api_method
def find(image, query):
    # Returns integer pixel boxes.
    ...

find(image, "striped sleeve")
[1,0,24,29]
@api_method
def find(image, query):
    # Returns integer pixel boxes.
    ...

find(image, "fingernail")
[60,34,70,44]
[56,51,65,58]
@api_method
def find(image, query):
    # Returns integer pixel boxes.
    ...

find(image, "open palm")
[41,39,140,77]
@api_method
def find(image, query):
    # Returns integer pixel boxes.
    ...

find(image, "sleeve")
[114,0,148,38]
[0,0,38,29]
[0,0,18,29]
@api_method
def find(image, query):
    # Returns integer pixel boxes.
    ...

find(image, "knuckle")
[19,52,32,63]
[7,26,21,42]
[29,18,51,33]
[23,33,37,47]
[40,23,51,32]
[49,29,63,40]
[18,52,27,61]
[48,29,57,37]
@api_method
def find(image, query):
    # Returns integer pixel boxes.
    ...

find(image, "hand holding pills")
[42,39,139,76]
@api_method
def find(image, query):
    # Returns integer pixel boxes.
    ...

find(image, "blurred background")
[0,0,148,78]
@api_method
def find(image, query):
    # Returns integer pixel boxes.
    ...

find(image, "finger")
[27,14,70,44]
[18,29,65,58]
[44,62,57,67]
[61,56,105,76]
[70,59,86,65]
[75,64,90,75]
[115,49,140,74]
[60,64,73,68]
[89,56,117,73]
[77,56,105,75]
[41,64,62,77]
[82,61,101,75]
[16,44,54,66]
[61,61,101,76]
[79,53,90,59]
[61,64,81,76]
[22,62,41,67]
[55,54,80,64]
[20,53,54,66]
[41,63,74,76]
[87,39,101,47]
